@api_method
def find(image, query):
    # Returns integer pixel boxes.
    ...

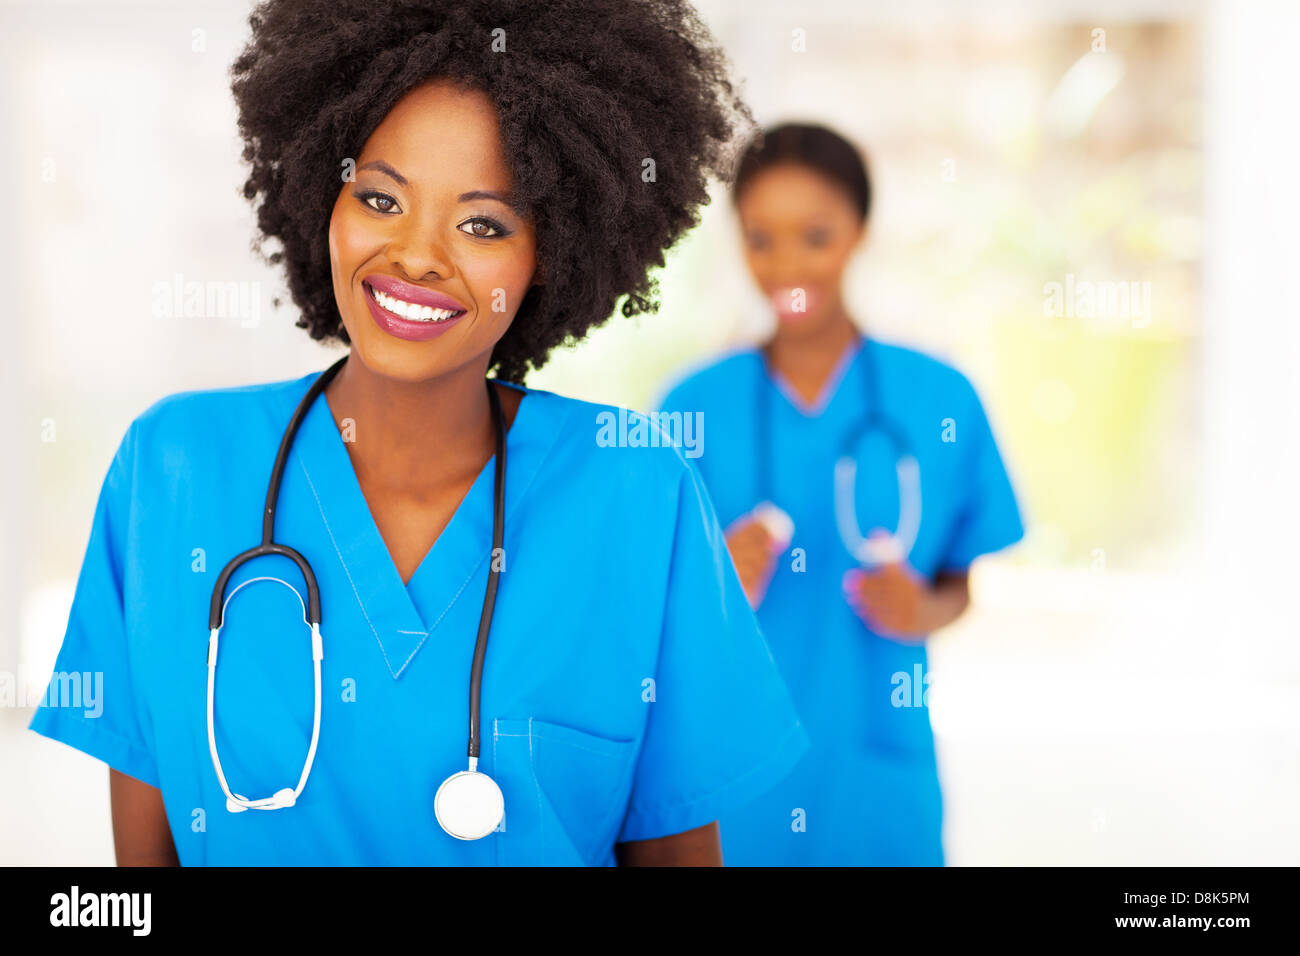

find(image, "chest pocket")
[489,718,638,866]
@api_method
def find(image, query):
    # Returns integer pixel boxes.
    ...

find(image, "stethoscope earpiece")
[224,788,296,813]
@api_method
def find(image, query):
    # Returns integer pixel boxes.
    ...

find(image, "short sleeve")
[617,460,809,843]
[27,422,160,788]
[939,387,1025,571]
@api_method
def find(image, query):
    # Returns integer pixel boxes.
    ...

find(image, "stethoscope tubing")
[756,335,920,566]
[205,353,508,810]
[467,382,506,763]
[207,354,347,632]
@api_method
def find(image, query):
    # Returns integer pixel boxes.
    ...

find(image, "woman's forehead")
[358,80,512,192]
[739,165,859,223]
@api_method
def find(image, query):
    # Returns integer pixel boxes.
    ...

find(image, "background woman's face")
[736,163,865,340]
[328,78,538,382]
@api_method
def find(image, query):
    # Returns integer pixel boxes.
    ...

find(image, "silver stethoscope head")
[434,761,506,840]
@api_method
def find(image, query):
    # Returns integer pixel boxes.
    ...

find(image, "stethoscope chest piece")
[434,769,505,840]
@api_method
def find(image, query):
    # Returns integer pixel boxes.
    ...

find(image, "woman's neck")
[322,355,501,495]
[764,307,862,405]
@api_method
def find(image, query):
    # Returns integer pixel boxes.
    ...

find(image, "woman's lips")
[768,285,824,322]
[364,273,468,313]
[361,277,469,342]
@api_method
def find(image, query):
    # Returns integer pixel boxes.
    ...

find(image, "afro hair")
[230,0,754,381]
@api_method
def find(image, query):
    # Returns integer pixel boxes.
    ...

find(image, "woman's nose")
[387,214,455,281]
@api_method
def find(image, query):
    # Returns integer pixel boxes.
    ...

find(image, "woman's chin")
[773,305,837,337]
[344,332,444,382]
[347,318,507,385]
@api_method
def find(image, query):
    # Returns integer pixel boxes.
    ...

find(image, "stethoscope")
[205,353,509,841]
[756,336,921,566]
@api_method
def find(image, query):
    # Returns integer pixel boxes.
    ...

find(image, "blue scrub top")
[30,366,809,865]
[658,337,1024,865]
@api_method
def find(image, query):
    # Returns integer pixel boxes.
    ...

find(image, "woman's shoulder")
[655,345,762,410]
[117,370,320,470]
[135,371,316,428]
[512,384,707,485]
[868,337,979,400]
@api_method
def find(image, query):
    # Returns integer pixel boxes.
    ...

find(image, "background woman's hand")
[725,514,782,609]
[842,531,972,642]
[842,560,931,642]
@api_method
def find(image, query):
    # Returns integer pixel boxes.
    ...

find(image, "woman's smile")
[362,274,470,341]
[766,283,826,323]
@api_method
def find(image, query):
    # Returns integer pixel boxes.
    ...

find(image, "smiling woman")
[231,0,749,384]
[26,0,810,868]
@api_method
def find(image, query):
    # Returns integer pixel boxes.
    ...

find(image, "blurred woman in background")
[658,124,1025,865]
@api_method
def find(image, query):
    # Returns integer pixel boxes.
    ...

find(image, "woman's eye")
[355,190,400,214]
[747,232,771,252]
[459,217,509,239]
[806,228,831,248]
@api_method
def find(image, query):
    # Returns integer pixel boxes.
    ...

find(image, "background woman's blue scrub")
[29,368,809,865]
[659,336,1024,865]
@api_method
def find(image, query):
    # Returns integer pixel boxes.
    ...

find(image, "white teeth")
[368,284,462,322]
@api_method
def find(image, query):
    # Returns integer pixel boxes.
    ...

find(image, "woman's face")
[329,79,538,383]
[736,162,865,340]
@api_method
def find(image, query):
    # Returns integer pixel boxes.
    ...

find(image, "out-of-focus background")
[2,0,1297,864]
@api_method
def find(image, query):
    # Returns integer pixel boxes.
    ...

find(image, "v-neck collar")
[285,371,564,680]
[763,335,867,419]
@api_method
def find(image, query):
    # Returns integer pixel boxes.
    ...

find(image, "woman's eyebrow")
[458,189,512,205]
[358,160,406,185]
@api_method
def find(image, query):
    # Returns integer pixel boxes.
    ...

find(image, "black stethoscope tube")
[207,353,508,764]
[468,381,505,761]
[207,354,348,632]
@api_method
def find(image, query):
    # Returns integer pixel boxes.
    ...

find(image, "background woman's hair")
[733,123,872,223]
[230,0,754,382]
